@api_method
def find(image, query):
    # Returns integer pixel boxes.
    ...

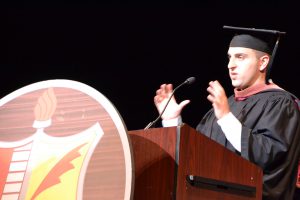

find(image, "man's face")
[227,47,265,90]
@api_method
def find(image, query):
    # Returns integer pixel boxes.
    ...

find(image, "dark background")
[1,1,299,131]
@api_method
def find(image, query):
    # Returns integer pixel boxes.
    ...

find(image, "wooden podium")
[0,80,262,200]
[128,124,263,200]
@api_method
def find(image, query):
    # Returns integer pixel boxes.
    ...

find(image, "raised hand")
[154,84,190,120]
[206,80,230,119]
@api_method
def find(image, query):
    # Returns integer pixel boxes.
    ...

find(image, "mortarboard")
[223,25,286,84]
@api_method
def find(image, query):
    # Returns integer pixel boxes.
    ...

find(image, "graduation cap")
[223,25,286,84]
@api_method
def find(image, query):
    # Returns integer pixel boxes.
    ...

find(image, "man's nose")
[228,58,235,69]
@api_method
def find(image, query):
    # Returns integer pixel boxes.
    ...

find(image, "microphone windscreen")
[186,77,196,85]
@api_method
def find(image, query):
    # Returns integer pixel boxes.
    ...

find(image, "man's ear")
[259,55,270,72]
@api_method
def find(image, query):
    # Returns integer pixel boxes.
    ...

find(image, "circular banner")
[0,79,134,200]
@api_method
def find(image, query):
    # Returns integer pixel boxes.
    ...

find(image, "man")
[153,26,300,199]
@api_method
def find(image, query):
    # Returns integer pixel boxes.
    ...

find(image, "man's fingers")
[157,84,173,96]
[166,84,173,92]
[178,100,190,109]
[207,94,214,103]
[207,86,214,96]
[207,80,224,97]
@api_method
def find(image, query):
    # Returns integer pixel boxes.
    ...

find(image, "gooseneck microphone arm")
[144,77,196,130]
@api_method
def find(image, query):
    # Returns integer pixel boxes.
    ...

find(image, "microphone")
[144,77,196,130]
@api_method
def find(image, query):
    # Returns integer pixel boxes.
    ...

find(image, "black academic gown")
[196,89,300,200]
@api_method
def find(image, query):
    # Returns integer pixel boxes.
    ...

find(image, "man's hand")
[207,81,230,119]
[154,84,190,120]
